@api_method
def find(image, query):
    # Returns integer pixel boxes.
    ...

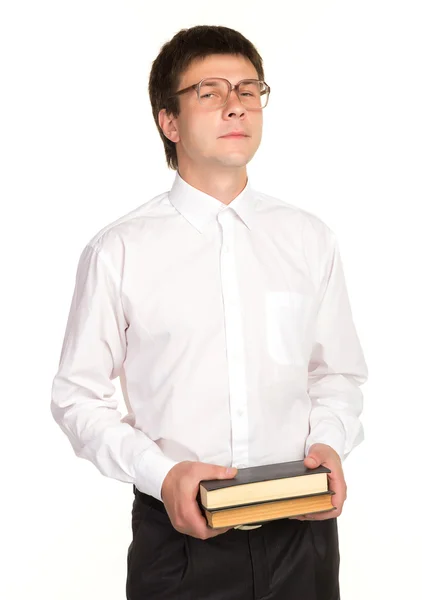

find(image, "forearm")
[305,228,368,461]
[50,241,178,501]
[51,373,178,500]
[305,372,365,460]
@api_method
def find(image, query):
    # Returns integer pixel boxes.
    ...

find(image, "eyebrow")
[200,78,258,86]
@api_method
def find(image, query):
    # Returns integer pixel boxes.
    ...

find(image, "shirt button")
[237,408,244,417]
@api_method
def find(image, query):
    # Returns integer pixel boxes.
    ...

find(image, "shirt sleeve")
[50,242,178,501]
[304,230,368,461]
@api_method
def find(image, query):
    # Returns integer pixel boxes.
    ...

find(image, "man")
[51,25,368,599]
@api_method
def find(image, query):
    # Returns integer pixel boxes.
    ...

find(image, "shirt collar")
[168,170,256,233]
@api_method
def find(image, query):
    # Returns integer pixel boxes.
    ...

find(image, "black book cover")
[199,459,331,492]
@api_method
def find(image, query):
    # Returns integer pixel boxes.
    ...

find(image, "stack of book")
[198,459,335,529]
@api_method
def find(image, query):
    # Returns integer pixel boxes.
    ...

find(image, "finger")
[302,505,341,520]
[189,499,232,538]
[325,474,346,512]
[326,465,346,489]
[179,498,213,537]
[300,488,344,520]
[206,525,233,538]
[329,487,345,511]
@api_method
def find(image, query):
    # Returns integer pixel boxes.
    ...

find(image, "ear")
[158,108,180,144]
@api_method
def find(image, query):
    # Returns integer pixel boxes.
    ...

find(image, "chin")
[216,154,252,167]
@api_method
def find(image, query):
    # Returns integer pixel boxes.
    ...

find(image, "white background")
[1,1,421,598]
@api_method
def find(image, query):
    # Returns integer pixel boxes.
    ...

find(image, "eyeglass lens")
[198,78,268,109]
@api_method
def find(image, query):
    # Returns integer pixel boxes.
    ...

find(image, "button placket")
[218,210,249,469]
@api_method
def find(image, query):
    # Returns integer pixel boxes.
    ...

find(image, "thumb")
[304,455,319,468]
[199,463,238,480]
[222,466,238,478]
[215,465,238,479]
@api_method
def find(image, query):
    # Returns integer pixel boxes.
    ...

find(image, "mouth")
[220,134,249,139]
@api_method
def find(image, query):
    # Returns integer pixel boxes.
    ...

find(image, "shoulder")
[84,191,169,255]
[254,189,336,242]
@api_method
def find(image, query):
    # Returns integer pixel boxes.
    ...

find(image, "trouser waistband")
[133,484,167,514]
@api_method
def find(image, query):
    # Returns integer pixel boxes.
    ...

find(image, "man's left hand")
[289,443,346,521]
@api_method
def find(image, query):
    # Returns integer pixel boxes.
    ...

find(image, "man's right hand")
[161,460,238,540]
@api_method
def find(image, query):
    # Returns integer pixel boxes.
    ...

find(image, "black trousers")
[126,485,340,600]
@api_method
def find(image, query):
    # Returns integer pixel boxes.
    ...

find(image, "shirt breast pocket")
[265,291,312,366]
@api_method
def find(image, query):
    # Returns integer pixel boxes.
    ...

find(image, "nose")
[223,87,246,115]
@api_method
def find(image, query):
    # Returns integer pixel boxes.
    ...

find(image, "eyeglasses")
[167,77,271,110]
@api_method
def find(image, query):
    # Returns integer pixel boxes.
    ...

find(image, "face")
[159,54,264,173]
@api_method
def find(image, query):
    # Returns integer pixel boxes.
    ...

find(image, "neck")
[177,165,248,206]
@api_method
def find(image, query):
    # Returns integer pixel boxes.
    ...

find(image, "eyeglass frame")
[166,77,271,110]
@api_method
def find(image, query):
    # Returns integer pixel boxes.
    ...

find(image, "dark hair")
[148,25,265,170]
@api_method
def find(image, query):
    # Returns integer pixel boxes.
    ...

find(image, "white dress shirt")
[50,171,368,502]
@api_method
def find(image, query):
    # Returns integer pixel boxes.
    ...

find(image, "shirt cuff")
[134,445,179,501]
[305,421,346,462]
